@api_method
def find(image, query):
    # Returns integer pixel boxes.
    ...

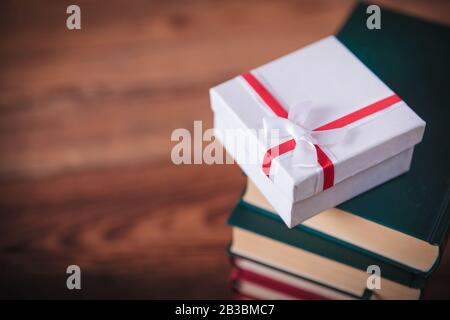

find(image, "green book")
[336,3,450,245]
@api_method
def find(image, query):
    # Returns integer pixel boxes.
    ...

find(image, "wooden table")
[0,0,449,299]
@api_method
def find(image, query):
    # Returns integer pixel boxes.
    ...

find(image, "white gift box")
[210,36,425,228]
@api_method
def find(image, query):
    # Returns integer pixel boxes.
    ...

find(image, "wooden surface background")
[0,0,449,299]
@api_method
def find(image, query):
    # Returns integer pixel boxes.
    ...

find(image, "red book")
[229,257,352,300]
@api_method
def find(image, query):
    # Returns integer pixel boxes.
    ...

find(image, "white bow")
[263,101,349,167]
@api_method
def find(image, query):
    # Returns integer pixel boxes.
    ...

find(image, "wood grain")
[0,0,449,299]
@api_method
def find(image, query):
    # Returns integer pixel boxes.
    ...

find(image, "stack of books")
[228,178,442,300]
[221,5,450,300]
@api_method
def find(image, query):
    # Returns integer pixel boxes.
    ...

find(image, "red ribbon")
[242,72,402,190]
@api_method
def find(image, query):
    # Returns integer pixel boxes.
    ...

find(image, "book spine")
[430,187,450,245]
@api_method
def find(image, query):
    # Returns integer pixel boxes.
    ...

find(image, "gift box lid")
[210,36,425,204]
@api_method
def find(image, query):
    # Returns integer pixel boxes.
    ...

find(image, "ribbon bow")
[263,101,349,167]
[241,71,402,190]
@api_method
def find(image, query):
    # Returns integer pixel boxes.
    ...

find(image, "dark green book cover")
[335,3,450,245]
